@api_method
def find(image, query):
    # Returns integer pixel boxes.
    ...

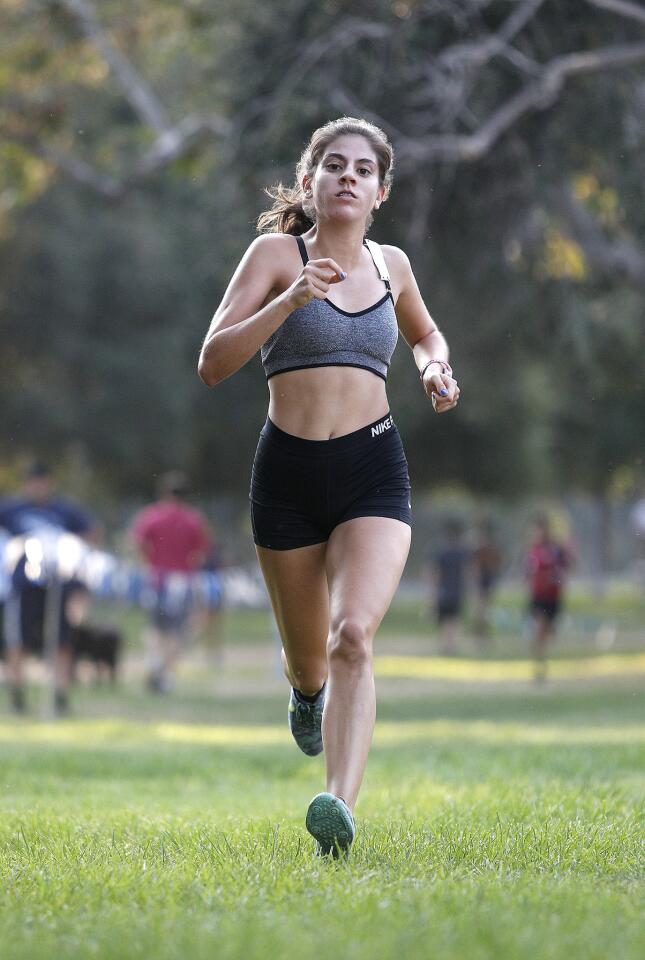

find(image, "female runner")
[198,117,459,856]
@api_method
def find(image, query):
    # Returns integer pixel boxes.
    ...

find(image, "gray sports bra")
[261,236,399,382]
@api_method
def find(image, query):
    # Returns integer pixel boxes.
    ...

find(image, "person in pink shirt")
[132,471,211,692]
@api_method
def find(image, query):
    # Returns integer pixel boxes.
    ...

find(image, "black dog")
[70,624,122,684]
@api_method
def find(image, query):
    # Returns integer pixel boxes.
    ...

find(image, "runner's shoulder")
[380,244,413,287]
[380,244,411,269]
[248,232,299,257]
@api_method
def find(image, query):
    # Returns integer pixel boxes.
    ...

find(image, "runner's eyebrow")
[324,153,376,166]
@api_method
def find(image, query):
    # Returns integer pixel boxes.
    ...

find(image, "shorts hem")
[336,509,413,529]
[252,510,412,551]
[253,535,329,551]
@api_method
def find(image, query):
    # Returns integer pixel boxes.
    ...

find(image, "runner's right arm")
[198,235,344,386]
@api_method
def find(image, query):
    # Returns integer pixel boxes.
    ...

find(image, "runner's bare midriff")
[268,366,390,440]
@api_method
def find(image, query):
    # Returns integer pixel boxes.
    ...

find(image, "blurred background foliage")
[1,0,644,504]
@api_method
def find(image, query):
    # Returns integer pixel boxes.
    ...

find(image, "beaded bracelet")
[419,359,452,381]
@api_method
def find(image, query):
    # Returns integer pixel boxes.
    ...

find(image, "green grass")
[0,671,643,960]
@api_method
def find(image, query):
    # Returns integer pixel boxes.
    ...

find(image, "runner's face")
[307,135,384,224]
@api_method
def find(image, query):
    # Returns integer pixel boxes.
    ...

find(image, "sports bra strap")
[296,235,391,293]
[363,239,392,292]
[296,235,309,266]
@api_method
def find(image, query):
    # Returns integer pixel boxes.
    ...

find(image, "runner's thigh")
[256,542,329,676]
[326,516,411,637]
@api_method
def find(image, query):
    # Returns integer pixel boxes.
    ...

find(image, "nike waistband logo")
[371,415,393,437]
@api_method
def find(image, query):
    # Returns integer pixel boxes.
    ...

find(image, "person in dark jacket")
[0,461,97,713]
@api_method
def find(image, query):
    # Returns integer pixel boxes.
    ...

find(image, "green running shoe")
[306,792,355,858]
[288,685,325,756]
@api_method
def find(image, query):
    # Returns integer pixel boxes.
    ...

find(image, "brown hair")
[256,117,394,236]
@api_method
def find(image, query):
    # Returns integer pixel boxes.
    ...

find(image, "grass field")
[0,605,643,960]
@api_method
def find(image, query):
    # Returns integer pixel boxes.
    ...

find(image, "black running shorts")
[529,597,561,622]
[250,413,412,550]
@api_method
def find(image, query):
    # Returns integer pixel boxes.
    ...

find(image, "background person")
[0,461,97,714]
[471,518,503,644]
[198,116,459,856]
[524,513,575,682]
[131,470,211,693]
[429,517,471,656]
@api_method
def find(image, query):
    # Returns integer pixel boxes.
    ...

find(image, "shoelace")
[294,700,319,726]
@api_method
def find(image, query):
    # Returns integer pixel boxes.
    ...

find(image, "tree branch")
[398,42,645,166]
[3,2,233,197]
[3,112,231,200]
[60,0,171,134]
[406,0,546,131]
[4,132,121,198]
[584,0,645,27]
[125,115,231,183]
[234,17,391,141]
[328,86,407,145]
[438,0,547,70]
[11,0,645,200]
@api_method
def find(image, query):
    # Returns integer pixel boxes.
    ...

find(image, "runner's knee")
[327,618,373,666]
